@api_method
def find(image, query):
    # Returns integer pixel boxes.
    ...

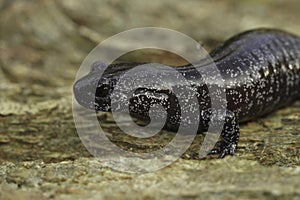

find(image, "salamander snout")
[73,74,113,111]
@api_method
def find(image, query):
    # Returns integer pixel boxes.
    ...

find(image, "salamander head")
[74,75,112,111]
[74,61,158,113]
[73,61,176,123]
[73,61,123,112]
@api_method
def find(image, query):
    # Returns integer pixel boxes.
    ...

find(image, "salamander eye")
[90,61,107,73]
[96,84,110,97]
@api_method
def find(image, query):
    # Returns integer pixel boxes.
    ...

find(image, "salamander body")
[74,29,300,158]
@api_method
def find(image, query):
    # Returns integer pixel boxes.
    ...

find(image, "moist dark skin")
[74,28,300,158]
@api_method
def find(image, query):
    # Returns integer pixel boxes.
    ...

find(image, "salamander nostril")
[96,84,110,97]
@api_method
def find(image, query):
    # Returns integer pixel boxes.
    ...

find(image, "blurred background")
[1,0,300,88]
[0,0,299,199]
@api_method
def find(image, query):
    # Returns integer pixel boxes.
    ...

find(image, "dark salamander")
[74,29,300,158]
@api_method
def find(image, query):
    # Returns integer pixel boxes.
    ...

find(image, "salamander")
[73,28,300,158]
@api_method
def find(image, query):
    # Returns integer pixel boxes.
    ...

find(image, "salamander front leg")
[204,110,240,158]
